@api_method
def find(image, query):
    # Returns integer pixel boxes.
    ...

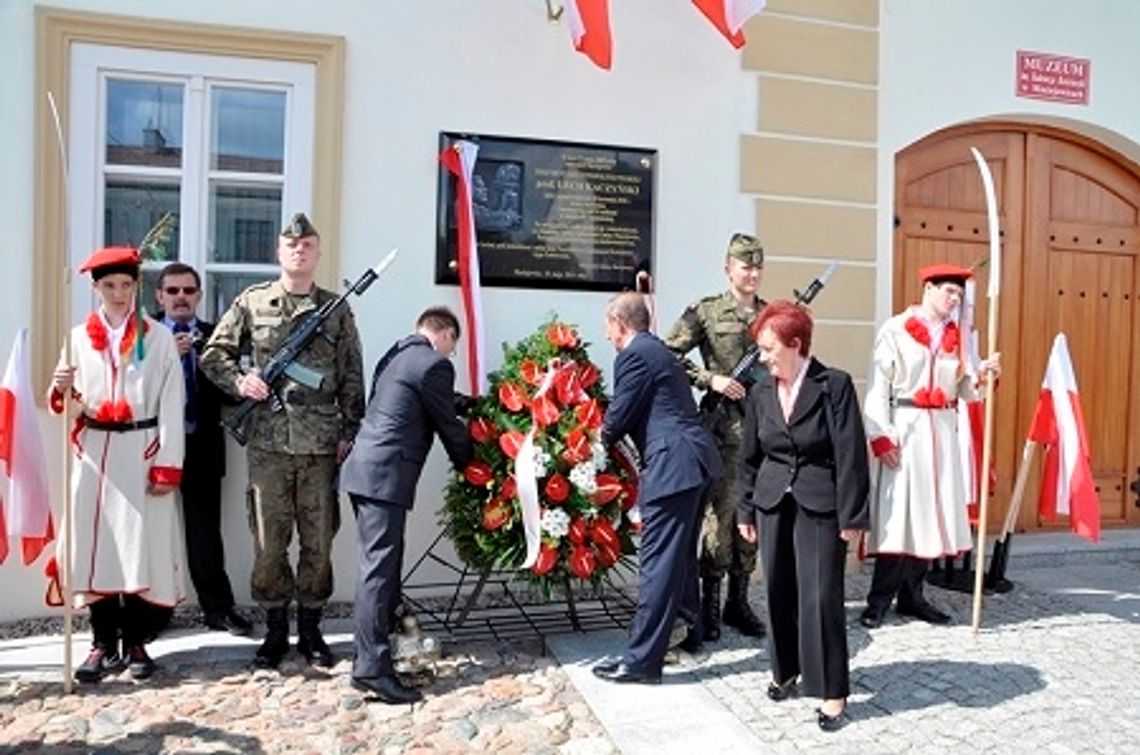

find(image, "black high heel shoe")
[766,678,797,701]
[816,704,845,732]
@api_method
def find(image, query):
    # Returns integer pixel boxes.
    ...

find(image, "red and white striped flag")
[693,0,766,49]
[0,327,55,565]
[439,140,488,395]
[565,0,613,70]
[1027,334,1100,542]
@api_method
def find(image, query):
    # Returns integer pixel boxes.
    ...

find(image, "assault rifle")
[700,262,839,437]
[223,249,399,445]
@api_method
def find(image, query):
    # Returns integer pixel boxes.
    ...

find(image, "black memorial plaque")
[436,133,655,292]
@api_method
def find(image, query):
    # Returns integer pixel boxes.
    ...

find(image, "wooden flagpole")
[47,91,75,694]
[970,147,1001,635]
[998,440,1038,542]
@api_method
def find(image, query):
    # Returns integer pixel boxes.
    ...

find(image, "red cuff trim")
[870,437,897,457]
[149,466,183,486]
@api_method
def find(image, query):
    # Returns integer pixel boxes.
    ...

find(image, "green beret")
[727,233,764,266]
[281,212,319,239]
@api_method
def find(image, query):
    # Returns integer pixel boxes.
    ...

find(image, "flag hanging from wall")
[565,0,613,69]
[0,327,55,565]
[692,0,766,49]
[1027,334,1100,542]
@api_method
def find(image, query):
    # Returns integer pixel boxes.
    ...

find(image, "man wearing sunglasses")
[155,262,253,638]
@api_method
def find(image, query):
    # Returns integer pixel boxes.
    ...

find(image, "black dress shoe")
[677,629,703,653]
[592,656,623,674]
[816,706,845,732]
[859,606,886,629]
[206,609,254,636]
[592,662,662,685]
[897,601,951,625]
[351,675,423,704]
[766,678,797,701]
[125,645,156,680]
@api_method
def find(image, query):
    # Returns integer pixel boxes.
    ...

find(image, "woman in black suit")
[736,300,870,731]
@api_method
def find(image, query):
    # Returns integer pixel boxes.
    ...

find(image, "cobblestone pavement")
[1,554,1138,753]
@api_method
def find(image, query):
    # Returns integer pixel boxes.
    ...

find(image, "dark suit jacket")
[339,335,473,508]
[736,357,870,530]
[157,314,228,476]
[601,331,722,502]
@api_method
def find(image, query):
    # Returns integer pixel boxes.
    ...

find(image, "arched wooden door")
[895,125,1140,533]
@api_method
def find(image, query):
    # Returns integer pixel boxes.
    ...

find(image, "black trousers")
[181,430,236,615]
[625,483,704,673]
[350,493,406,679]
[866,554,930,613]
[760,494,850,700]
[89,593,152,651]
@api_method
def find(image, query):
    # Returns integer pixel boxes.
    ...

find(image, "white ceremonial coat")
[50,312,187,607]
[863,308,979,559]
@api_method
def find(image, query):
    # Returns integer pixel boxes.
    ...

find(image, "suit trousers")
[180,430,235,615]
[760,493,850,700]
[866,554,930,612]
[625,483,704,673]
[350,493,406,679]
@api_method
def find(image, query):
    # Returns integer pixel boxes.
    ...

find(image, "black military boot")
[701,576,722,642]
[723,571,766,637]
[296,605,335,667]
[254,606,290,669]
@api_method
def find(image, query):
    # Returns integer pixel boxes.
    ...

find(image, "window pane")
[139,270,162,319]
[106,79,183,168]
[211,88,286,173]
[209,183,282,264]
[104,179,180,259]
[207,271,276,321]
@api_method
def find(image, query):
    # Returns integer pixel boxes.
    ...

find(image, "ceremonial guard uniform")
[664,233,767,640]
[201,213,365,667]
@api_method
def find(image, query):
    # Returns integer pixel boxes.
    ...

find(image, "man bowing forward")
[593,292,723,684]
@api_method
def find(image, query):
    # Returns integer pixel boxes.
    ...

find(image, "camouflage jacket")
[664,289,766,392]
[200,279,365,455]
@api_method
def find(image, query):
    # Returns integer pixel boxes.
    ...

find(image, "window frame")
[34,8,344,393]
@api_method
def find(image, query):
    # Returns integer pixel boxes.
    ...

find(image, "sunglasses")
[162,286,199,295]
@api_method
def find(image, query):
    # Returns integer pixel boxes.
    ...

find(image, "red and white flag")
[439,140,488,395]
[1027,334,1100,542]
[0,327,55,565]
[564,0,613,70]
[693,0,766,49]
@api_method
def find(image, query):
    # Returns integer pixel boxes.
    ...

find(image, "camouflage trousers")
[246,448,340,608]
[700,442,758,579]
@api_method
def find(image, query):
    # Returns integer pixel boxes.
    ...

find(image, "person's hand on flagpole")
[979,352,1002,378]
[51,365,76,394]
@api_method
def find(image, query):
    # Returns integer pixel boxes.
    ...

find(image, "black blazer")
[339,335,473,508]
[736,357,870,530]
[156,315,229,476]
[602,331,722,502]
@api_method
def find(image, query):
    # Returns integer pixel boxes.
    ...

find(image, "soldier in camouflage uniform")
[664,233,768,642]
[201,212,365,669]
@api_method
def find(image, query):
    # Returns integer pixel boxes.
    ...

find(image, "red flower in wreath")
[591,473,622,505]
[520,358,545,386]
[562,428,591,465]
[575,398,603,430]
[619,480,639,511]
[577,362,600,390]
[589,517,621,553]
[531,394,560,428]
[569,546,596,578]
[594,542,620,568]
[482,498,512,531]
[554,365,586,407]
[567,516,587,545]
[469,416,499,444]
[463,460,494,487]
[499,430,525,459]
[544,473,570,504]
[501,475,517,501]
[547,323,578,349]
[498,381,527,412]
[532,544,558,576]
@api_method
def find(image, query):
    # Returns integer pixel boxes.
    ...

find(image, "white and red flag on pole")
[439,139,488,396]
[0,327,55,565]
[1027,334,1100,542]
[564,0,613,70]
[693,0,766,49]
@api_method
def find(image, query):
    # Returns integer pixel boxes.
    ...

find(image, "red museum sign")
[1016,50,1090,105]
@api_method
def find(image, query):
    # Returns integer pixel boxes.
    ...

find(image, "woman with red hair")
[736,299,870,731]
[49,246,186,684]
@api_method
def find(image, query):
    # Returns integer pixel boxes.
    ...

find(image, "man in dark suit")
[340,306,473,704]
[155,262,252,636]
[593,292,723,684]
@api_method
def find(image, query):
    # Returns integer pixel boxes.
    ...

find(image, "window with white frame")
[69,44,316,320]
